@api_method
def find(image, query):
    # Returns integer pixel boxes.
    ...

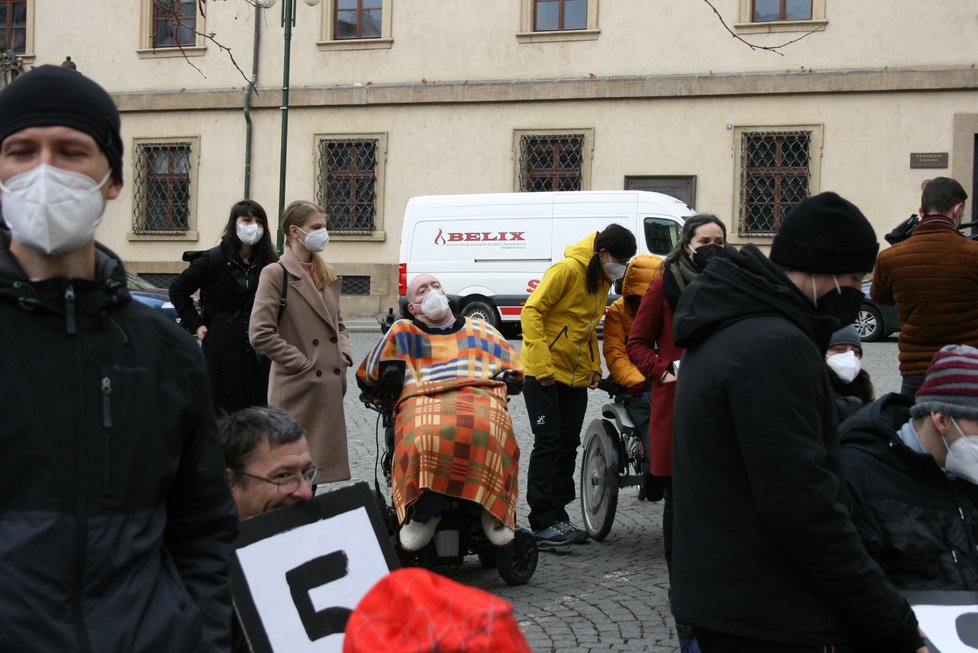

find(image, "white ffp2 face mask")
[0,164,110,255]
[603,261,627,281]
[416,289,450,322]
[237,223,263,246]
[945,418,978,486]
[826,350,861,384]
[297,226,329,253]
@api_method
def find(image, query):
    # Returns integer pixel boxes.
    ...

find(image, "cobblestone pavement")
[341,328,904,653]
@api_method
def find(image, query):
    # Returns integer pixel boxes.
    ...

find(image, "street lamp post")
[258,0,321,252]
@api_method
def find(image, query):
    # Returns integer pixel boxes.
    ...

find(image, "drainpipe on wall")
[243,2,261,198]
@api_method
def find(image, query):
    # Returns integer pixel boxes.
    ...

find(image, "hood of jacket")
[563,232,598,267]
[621,254,664,299]
[673,244,838,352]
[840,392,914,452]
[0,228,132,318]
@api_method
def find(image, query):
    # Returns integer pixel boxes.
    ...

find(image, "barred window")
[335,0,382,39]
[519,134,584,192]
[534,0,587,31]
[753,0,812,22]
[317,138,378,235]
[0,1,26,53]
[341,275,371,296]
[739,131,810,236]
[152,0,196,48]
[133,142,192,235]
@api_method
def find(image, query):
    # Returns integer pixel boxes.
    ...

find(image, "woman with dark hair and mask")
[521,223,637,548]
[627,213,726,653]
[826,324,875,424]
[169,198,278,414]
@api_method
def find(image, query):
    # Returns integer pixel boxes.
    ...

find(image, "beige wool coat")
[249,248,352,481]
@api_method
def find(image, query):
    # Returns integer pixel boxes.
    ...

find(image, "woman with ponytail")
[521,223,637,547]
[627,213,726,653]
[249,200,352,483]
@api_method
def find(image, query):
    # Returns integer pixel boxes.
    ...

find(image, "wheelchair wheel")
[496,528,538,585]
[580,420,619,541]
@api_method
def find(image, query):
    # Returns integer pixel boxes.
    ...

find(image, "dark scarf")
[664,254,699,311]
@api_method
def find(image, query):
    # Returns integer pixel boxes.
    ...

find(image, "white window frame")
[137,0,206,59]
[517,0,600,43]
[316,0,393,52]
[3,0,34,65]
[735,0,826,35]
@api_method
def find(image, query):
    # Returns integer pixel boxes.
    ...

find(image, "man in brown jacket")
[872,176,977,396]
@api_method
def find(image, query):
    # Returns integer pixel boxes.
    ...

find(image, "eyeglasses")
[233,466,322,494]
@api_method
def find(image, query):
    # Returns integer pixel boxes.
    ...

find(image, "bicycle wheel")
[580,419,619,541]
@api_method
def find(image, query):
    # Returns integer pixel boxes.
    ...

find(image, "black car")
[127,273,179,323]
[854,280,900,342]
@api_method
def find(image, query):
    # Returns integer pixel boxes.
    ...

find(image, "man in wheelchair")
[356,274,524,552]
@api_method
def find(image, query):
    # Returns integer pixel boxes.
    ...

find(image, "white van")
[398,191,694,327]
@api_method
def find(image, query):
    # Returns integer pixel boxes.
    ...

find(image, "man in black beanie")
[0,66,237,651]
[669,193,927,652]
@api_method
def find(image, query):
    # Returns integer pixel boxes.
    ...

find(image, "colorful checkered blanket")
[357,318,523,528]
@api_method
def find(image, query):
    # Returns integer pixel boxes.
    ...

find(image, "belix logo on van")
[433,228,526,245]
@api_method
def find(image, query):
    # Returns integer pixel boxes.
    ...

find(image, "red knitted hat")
[343,568,532,653]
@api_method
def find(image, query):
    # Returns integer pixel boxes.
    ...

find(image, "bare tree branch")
[153,0,258,92]
[702,0,823,56]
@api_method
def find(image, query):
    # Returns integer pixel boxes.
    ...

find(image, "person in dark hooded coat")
[669,192,925,652]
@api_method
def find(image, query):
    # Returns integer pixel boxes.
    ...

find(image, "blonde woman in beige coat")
[249,200,352,482]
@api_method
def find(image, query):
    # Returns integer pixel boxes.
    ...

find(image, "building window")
[752,0,812,22]
[133,141,194,235]
[518,0,598,43]
[519,134,586,192]
[534,0,587,31]
[152,0,197,47]
[736,0,824,34]
[318,0,391,50]
[316,136,387,236]
[335,0,382,39]
[738,131,811,237]
[139,0,204,57]
[341,275,371,296]
[0,0,25,53]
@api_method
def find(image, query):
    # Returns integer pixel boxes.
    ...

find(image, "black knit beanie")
[0,65,123,183]
[769,192,878,273]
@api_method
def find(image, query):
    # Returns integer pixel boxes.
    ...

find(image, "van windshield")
[644,217,682,256]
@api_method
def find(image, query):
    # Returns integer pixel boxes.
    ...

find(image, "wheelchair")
[580,378,658,541]
[361,358,539,586]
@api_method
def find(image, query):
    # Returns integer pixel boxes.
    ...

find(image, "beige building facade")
[11,0,978,317]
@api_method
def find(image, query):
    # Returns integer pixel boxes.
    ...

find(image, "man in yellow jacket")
[520,225,637,547]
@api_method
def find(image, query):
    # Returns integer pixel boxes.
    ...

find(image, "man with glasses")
[220,406,320,520]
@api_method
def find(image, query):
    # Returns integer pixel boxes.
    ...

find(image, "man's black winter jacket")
[669,245,922,652]
[841,393,978,590]
[0,233,238,652]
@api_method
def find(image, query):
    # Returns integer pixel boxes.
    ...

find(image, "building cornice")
[113,65,978,113]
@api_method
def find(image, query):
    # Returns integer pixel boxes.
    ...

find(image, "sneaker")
[554,520,589,544]
[532,523,576,548]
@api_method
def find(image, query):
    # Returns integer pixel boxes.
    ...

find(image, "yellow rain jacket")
[521,233,609,387]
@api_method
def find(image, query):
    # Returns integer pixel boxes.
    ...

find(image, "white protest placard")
[904,591,978,653]
[230,482,399,653]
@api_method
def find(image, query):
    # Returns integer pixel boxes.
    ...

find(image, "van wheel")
[462,299,500,329]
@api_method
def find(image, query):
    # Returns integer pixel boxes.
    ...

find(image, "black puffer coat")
[0,232,238,652]
[670,244,922,651]
[841,393,978,590]
[169,243,270,413]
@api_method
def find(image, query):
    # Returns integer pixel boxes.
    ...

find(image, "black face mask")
[691,244,724,271]
[814,277,864,326]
